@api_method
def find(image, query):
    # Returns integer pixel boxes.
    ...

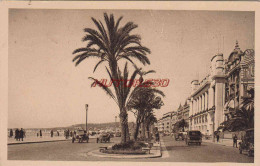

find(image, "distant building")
[155,111,177,133]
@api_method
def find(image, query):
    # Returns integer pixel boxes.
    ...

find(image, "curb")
[8,139,71,145]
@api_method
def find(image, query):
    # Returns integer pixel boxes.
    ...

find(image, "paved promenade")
[8,136,70,145]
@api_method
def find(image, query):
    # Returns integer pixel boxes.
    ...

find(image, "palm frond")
[93,59,106,73]
[88,77,118,105]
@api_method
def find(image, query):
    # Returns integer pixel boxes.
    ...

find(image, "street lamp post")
[85,104,88,132]
[115,116,117,132]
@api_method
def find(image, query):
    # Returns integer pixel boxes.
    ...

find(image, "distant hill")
[10,122,136,133]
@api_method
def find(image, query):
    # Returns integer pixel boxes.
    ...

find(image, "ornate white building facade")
[189,42,255,137]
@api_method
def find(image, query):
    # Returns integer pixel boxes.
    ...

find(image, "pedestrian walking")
[57,131,59,136]
[40,130,42,137]
[233,134,238,148]
[216,132,220,143]
[9,129,13,138]
[15,129,19,141]
[19,128,24,141]
[51,130,53,137]
[155,132,160,142]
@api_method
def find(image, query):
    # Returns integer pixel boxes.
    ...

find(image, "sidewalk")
[203,138,241,147]
[8,136,71,145]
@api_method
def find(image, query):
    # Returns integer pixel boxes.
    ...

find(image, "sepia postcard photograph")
[0,1,259,166]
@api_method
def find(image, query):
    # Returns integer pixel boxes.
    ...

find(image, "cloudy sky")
[8,9,254,128]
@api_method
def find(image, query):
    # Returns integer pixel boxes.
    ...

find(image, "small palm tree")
[127,86,164,140]
[219,88,254,132]
[72,13,151,143]
[144,112,158,139]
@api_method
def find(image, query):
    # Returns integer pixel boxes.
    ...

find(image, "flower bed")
[101,140,149,155]
[102,149,146,155]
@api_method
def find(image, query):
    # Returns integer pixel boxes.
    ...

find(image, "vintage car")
[115,132,121,137]
[72,129,89,143]
[185,130,202,145]
[239,128,254,157]
[174,132,185,141]
[97,133,111,143]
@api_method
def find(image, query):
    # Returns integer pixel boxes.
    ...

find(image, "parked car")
[174,132,185,141]
[239,128,254,157]
[72,129,89,143]
[97,133,111,143]
[115,132,121,137]
[185,130,202,145]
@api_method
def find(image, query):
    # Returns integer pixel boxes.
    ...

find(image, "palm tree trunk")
[141,122,145,138]
[134,119,140,141]
[146,123,150,139]
[109,60,130,143]
[119,108,130,143]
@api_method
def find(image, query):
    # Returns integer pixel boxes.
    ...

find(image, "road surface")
[8,136,253,162]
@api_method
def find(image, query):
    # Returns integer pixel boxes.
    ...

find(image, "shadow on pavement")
[166,144,207,151]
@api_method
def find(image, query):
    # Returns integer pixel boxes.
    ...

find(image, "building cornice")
[191,81,210,98]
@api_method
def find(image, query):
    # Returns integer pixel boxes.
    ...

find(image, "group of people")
[64,129,74,139]
[9,128,26,141]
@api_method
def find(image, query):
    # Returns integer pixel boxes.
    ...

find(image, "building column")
[205,92,208,110]
[202,94,205,111]
[214,79,225,131]
[198,97,200,113]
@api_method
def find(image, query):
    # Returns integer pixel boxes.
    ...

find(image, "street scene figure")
[14,129,19,141]
[233,134,238,148]
[50,130,53,137]
[19,128,24,141]
[216,132,220,143]
[39,130,42,137]
[9,129,13,138]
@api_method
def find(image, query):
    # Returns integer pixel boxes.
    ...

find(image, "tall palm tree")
[72,13,151,143]
[126,86,164,140]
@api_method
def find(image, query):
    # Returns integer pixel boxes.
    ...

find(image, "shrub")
[112,140,147,151]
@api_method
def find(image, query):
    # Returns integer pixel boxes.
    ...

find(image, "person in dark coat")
[9,129,13,138]
[19,128,24,141]
[216,132,220,142]
[40,130,42,137]
[50,130,53,137]
[57,131,59,136]
[233,134,238,148]
[15,129,19,141]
